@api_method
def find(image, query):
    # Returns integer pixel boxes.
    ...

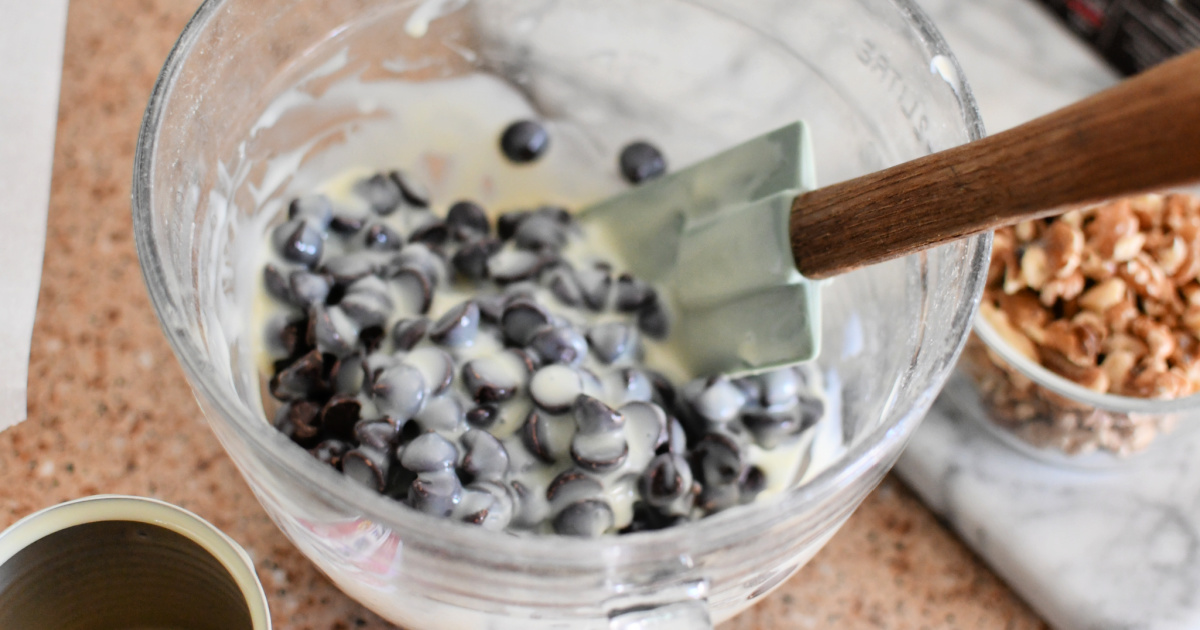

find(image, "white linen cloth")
[0,1,70,430]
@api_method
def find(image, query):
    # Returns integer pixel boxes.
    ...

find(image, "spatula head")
[581,122,818,379]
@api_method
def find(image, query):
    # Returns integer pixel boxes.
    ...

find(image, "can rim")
[0,494,271,630]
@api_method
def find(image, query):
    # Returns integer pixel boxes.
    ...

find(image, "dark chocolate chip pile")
[260,128,825,536]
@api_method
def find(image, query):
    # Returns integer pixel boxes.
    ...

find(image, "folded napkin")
[0,0,70,430]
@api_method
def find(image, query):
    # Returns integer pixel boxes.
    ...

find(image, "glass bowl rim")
[132,0,989,565]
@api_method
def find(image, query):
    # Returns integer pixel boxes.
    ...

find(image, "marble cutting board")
[897,376,1200,630]
[898,1,1200,628]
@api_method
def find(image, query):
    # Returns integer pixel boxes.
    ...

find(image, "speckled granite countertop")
[0,1,1059,628]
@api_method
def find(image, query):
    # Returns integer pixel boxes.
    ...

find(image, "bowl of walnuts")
[958,190,1200,467]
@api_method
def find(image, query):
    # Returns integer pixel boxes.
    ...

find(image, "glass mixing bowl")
[133,1,988,627]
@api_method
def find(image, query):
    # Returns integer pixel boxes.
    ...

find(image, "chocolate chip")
[545,470,602,505]
[499,120,549,164]
[500,297,550,346]
[487,249,546,284]
[397,417,423,445]
[461,429,509,482]
[507,348,542,374]
[529,365,583,414]
[364,223,404,251]
[329,214,365,234]
[507,479,542,529]
[309,439,351,468]
[288,194,334,227]
[400,432,458,472]
[761,369,800,408]
[273,400,322,446]
[270,350,327,401]
[528,325,588,366]
[687,377,747,424]
[360,354,397,389]
[272,218,324,267]
[414,396,463,433]
[391,317,429,351]
[572,395,624,434]
[339,276,394,329]
[575,265,611,311]
[740,465,767,502]
[404,347,455,396]
[473,294,505,324]
[519,409,555,464]
[355,173,403,215]
[320,252,378,285]
[408,221,449,247]
[389,265,433,315]
[697,480,741,514]
[692,433,743,486]
[570,432,629,473]
[311,305,358,357]
[460,494,494,526]
[546,267,583,307]
[289,271,332,306]
[639,453,692,507]
[338,272,393,320]
[429,300,480,347]
[503,282,538,303]
[369,363,427,420]
[466,405,499,429]
[388,244,445,288]
[320,395,362,441]
[553,499,614,537]
[446,201,491,241]
[354,418,398,451]
[331,353,364,396]
[621,503,682,533]
[732,377,764,407]
[535,205,573,225]
[452,237,502,281]
[637,297,669,339]
[620,400,668,453]
[461,480,515,530]
[496,211,529,240]
[615,274,655,312]
[389,170,430,208]
[407,470,463,516]
[461,354,526,403]
[742,405,805,450]
[619,141,667,184]
[586,322,634,364]
[278,318,311,359]
[795,393,825,427]
[319,352,340,385]
[513,214,566,251]
[263,264,293,303]
[342,447,390,492]
[648,371,679,415]
[611,368,654,404]
[663,416,688,455]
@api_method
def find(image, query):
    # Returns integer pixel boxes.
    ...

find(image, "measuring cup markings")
[857,39,932,151]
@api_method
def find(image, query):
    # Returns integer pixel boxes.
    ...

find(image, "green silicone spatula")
[582,123,820,379]
[580,48,1200,379]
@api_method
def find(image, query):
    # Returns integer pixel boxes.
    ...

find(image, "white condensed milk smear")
[248,72,841,536]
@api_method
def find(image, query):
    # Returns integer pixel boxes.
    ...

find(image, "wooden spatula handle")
[790,48,1200,280]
